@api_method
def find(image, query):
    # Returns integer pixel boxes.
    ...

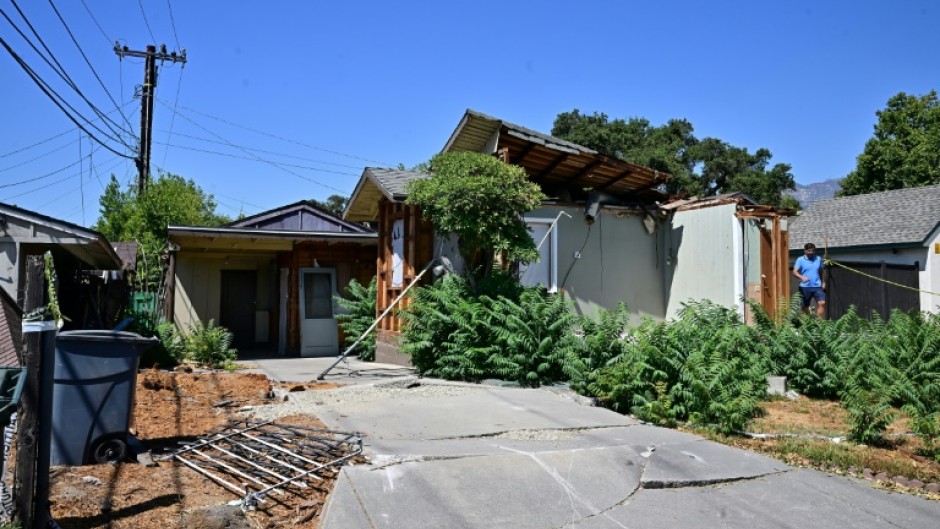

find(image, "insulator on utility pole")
[114,44,188,194]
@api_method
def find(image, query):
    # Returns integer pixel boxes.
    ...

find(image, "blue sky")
[1,1,937,226]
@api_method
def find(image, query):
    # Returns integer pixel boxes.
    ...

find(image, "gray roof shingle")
[365,167,429,200]
[788,184,940,250]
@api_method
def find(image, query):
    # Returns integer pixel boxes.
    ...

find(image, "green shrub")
[130,308,184,368]
[335,277,378,361]
[586,301,768,434]
[566,304,630,393]
[400,273,579,386]
[185,320,237,370]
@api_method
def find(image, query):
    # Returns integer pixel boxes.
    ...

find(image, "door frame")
[298,267,339,356]
[219,269,257,350]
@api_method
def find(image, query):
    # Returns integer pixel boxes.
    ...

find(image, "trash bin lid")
[56,330,158,344]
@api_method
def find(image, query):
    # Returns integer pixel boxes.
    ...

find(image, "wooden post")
[881,261,888,320]
[162,249,177,322]
[14,256,44,529]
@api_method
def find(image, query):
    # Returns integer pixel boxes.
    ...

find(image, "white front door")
[299,268,339,357]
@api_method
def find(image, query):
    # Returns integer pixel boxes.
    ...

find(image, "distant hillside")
[786,179,841,208]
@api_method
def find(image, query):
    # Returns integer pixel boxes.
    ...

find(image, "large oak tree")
[840,90,940,196]
[551,110,798,208]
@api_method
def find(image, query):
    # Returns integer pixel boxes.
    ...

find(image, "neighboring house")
[344,110,791,363]
[0,202,125,329]
[789,184,940,318]
[166,200,377,357]
[0,287,22,367]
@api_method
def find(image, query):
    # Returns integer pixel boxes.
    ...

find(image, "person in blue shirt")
[793,242,826,317]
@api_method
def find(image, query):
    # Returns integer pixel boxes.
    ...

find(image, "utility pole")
[114,43,187,193]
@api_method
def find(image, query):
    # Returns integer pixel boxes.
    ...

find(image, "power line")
[37,156,123,213]
[0,36,135,160]
[0,129,71,159]
[47,0,137,136]
[0,145,99,190]
[137,0,157,44]
[0,100,138,160]
[211,191,268,211]
[2,2,134,147]
[163,99,394,166]
[154,129,366,170]
[166,0,181,49]
[79,131,85,225]
[161,63,185,166]
[3,152,121,202]
[0,136,77,173]
[79,0,112,46]
[155,99,350,193]
[152,140,361,175]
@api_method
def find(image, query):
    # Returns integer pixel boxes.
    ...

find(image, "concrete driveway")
[251,377,940,529]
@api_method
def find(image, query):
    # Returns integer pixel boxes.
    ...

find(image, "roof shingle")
[789,184,940,250]
[365,168,429,200]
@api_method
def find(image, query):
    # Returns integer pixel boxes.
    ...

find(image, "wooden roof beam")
[511,142,537,165]
[595,168,634,191]
[534,153,570,181]
[563,160,604,185]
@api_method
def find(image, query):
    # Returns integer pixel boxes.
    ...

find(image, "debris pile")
[161,419,362,511]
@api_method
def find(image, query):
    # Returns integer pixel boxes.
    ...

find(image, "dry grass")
[689,397,940,496]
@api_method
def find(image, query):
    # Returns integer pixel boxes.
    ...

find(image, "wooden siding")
[276,241,375,354]
[376,200,433,333]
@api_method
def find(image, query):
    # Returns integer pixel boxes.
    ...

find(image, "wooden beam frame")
[534,153,570,181]
[595,168,634,191]
[511,143,537,165]
[563,160,603,185]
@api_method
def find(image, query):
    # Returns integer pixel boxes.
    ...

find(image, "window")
[303,271,333,319]
[519,217,557,291]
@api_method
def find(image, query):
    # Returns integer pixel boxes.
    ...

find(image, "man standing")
[793,242,826,317]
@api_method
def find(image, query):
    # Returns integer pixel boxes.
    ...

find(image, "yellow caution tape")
[824,259,940,298]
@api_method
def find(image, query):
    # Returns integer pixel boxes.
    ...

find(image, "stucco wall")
[921,226,940,313]
[664,204,742,319]
[528,205,666,322]
[174,253,276,339]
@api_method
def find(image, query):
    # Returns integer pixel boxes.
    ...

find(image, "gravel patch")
[250,378,490,422]
[488,429,579,441]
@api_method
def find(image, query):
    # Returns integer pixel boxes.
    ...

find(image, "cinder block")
[766,376,787,396]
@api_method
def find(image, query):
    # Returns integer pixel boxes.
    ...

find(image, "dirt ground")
[48,371,346,529]
[695,397,940,494]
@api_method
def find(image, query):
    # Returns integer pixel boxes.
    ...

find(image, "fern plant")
[335,277,378,361]
[186,319,237,370]
[566,304,630,393]
[400,272,580,386]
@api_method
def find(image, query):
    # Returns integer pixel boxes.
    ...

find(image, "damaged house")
[788,184,940,318]
[344,110,791,363]
[0,202,128,330]
[166,201,377,357]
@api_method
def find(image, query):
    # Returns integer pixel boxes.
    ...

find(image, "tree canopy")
[310,194,349,216]
[95,172,230,286]
[551,110,798,208]
[839,90,940,196]
[406,151,546,277]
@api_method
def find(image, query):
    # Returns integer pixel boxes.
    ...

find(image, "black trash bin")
[51,330,157,466]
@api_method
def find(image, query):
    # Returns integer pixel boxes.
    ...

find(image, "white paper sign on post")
[391,219,404,288]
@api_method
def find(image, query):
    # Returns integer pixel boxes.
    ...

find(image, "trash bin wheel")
[90,436,128,464]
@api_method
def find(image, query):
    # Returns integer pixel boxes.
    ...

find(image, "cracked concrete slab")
[309,380,940,529]
[363,425,703,460]
[315,385,636,440]
[318,468,372,528]
[323,445,644,529]
[641,439,790,488]
[570,469,940,529]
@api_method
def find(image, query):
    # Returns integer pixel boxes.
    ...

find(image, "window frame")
[521,216,559,293]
